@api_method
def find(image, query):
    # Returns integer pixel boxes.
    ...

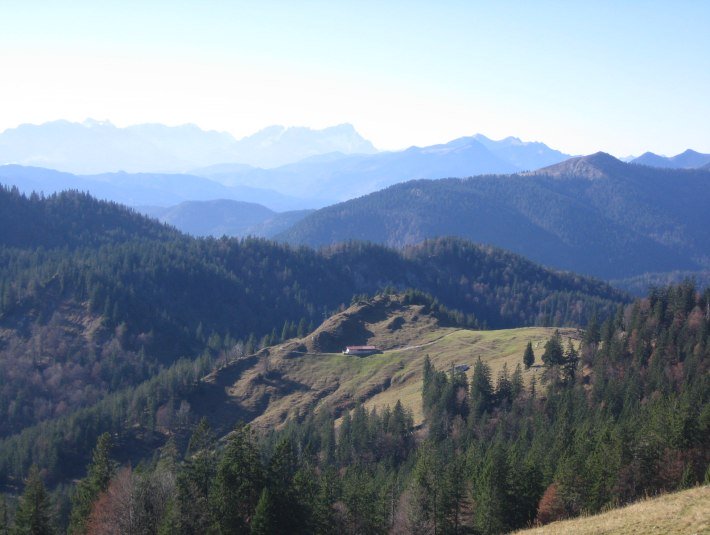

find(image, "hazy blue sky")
[1,1,708,156]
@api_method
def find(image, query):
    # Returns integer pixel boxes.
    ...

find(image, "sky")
[1,0,709,156]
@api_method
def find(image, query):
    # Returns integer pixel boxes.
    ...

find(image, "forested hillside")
[0,185,180,249]
[279,153,710,281]
[2,282,704,534]
[0,185,625,484]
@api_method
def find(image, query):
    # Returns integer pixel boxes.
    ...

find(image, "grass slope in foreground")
[514,485,709,535]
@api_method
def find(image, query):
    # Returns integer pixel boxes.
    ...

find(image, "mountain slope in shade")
[278,153,710,280]
[632,149,710,169]
[135,199,314,238]
[0,120,377,173]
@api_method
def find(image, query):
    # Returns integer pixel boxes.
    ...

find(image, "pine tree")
[562,339,579,383]
[410,443,444,533]
[541,330,565,366]
[267,439,308,533]
[176,419,217,534]
[496,363,513,407]
[69,432,116,535]
[250,488,276,535]
[211,426,264,534]
[583,314,601,347]
[511,363,524,400]
[470,358,494,417]
[523,341,535,369]
[12,466,54,535]
[473,444,509,535]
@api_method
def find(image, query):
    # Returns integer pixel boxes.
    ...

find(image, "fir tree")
[176,419,218,534]
[470,358,494,416]
[583,313,601,347]
[541,330,565,366]
[496,363,513,407]
[211,426,264,534]
[473,444,509,535]
[511,363,524,400]
[250,488,276,535]
[523,341,535,369]
[12,466,53,535]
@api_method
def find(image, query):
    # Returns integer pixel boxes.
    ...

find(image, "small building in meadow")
[343,345,381,356]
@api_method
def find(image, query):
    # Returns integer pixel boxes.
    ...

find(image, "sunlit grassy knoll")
[201,294,582,430]
[244,325,578,428]
[513,485,709,535]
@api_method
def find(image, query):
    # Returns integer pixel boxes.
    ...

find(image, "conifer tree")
[511,363,524,400]
[470,358,494,416]
[410,443,446,534]
[523,341,535,369]
[12,466,53,535]
[250,488,276,535]
[496,363,513,407]
[176,418,217,534]
[473,444,509,535]
[562,339,579,383]
[541,330,565,366]
[211,426,264,534]
[583,314,601,347]
[266,439,311,533]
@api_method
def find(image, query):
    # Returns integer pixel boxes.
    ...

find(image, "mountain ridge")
[194,134,570,201]
[278,154,710,280]
[631,148,710,169]
[0,119,377,173]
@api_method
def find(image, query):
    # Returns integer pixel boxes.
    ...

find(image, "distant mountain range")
[278,153,710,280]
[191,134,571,201]
[0,120,376,173]
[0,125,573,206]
[136,200,313,238]
[631,149,710,169]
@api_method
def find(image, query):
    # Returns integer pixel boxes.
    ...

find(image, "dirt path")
[389,329,464,352]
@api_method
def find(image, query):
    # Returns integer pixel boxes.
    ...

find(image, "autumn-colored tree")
[535,483,565,525]
[69,433,116,535]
